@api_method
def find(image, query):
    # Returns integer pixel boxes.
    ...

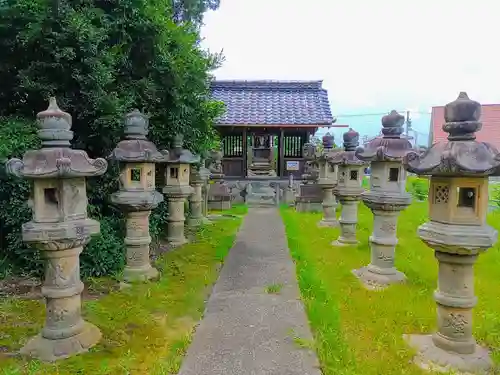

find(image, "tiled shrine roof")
[210,80,334,126]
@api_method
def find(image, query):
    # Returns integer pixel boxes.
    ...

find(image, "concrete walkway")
[178,207,321,375]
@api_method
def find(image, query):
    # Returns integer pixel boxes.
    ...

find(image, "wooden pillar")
[242,128,247,178]
[279,128,285,178]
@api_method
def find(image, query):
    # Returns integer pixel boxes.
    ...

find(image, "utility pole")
[405,110,414,148]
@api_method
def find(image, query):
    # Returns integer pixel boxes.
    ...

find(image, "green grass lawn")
[0,215,243,375]
[281,202,500,375]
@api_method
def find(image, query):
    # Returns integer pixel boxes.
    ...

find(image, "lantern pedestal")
[317,182,338,227]
[283,185,295,206]
[332,197,359,246]
[163,185,193,247]
[20,218,103,361]
[123,210,159,282]
[352,196,410,290]
[187,179,204,227]
[403,221,496,373]
[111,186,163,283]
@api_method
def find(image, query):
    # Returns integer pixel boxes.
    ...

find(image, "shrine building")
[210,80,347,179]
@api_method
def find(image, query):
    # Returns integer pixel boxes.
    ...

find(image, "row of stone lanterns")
[5,99,218,362]
[297,93,499,373]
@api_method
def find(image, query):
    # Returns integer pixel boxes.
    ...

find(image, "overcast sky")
[201,0,500,120]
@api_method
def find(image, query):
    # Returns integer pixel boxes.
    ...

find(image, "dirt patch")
[0,276,119,301]
[0,277,42,300]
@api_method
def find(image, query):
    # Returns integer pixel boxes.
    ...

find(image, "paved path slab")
[178,207,321,375]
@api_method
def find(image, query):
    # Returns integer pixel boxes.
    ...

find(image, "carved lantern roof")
[328,128,367,166]
[355,110,413,162]
[6,98,107,179]
[404,92,500,176]
[109,109,165,163]
[322,132,335,150]
[163,134,200,165]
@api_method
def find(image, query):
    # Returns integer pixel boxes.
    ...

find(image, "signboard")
[286,161,300,171]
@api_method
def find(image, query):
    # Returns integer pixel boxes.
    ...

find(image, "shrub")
[0,0,223,277]
[407,176,429,201]
[0,117,42,275]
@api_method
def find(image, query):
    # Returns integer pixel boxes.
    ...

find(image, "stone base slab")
[167,237,188,248]
[20,322,101,362]
[295,202,322,213]
[187,217,203,227]
[351,266,406,290]
[332,239,359,247]
[317,219,339,228]
[123,265,159,283]
[404,334,492,374]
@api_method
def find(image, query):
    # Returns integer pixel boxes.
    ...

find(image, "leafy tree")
[0,0,224,276]
[172,0,221,27]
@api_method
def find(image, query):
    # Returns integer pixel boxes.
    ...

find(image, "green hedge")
[0,0,222,278]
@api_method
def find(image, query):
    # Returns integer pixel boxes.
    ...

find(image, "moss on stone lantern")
[402,92,500,373]
[329,128,367,245]
[5,98,108,361]
[352,110,413,289]
[317,133,339,227]
[109,109,164,283]
[162,134,200,247]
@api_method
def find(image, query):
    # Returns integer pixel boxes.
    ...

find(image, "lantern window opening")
[389,168,399,182]
[170,167,179,179]
[457,187,476,209]
[433,185,449,204]
[44,187,58,205]
[329,164,335,173]
[350,170,358,181]
[130,168,142,182]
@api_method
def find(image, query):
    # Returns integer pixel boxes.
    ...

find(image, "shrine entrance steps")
[244,181,279,207]
[177,207,321,375]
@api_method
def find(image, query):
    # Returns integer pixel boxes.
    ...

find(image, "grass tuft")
[265,283,283,294]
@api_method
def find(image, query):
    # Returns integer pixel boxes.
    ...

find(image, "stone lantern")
[352,110,412,289]
[330,129,367,245]
[109,109,164,282]
[199,153,212,222]
[207,149,232,210]
[295,142,322,212]
[162,135,200,247]
[187,164,204,227]
[317,132,339,227]
[283,173,296,206]
[402,92,499,373]
[5,98,108,361]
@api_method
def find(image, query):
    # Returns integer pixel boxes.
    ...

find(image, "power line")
[335,111,431,118]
